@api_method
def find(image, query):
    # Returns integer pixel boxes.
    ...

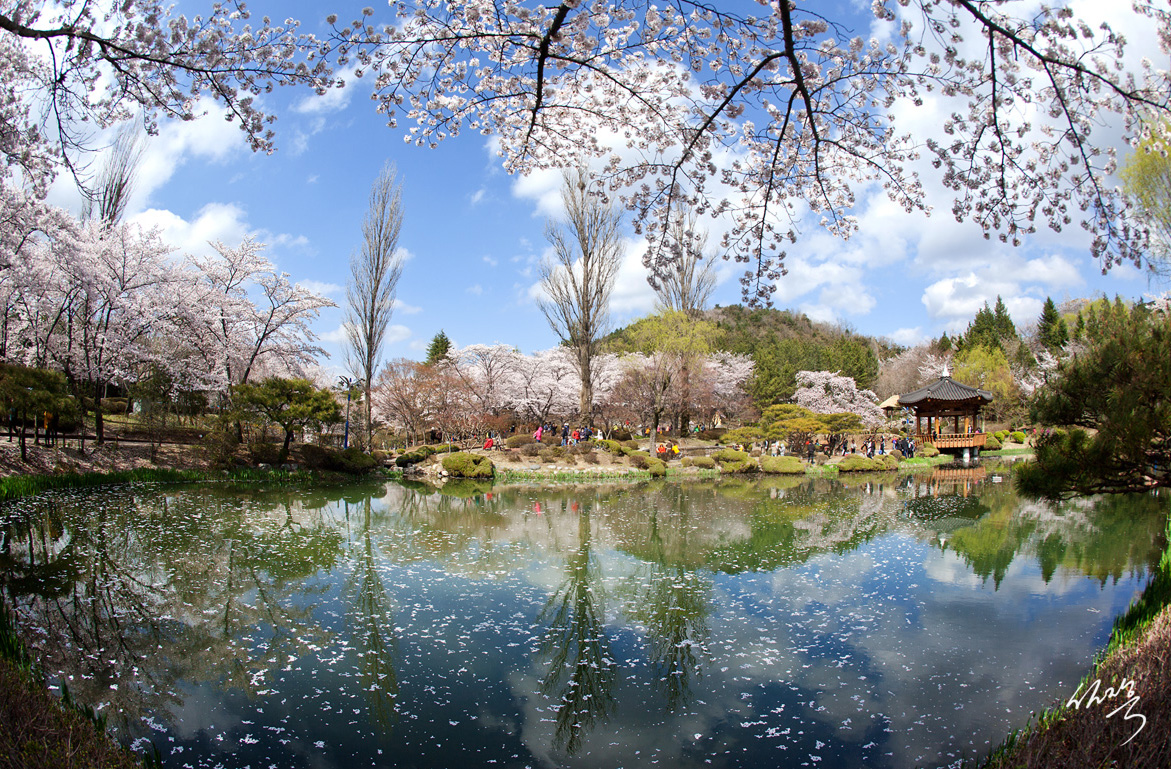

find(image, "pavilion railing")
[918,432,987,449]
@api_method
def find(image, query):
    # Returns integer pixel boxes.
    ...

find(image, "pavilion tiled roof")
[898,376,994,406]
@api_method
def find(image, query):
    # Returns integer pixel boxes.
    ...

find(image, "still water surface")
[0,469,1166,769]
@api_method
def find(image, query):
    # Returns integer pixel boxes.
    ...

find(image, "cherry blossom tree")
[792,370,885,429]
[692,352,755,428]
[508,346,580,426]
[0,0,333,196]
[446,343,522,415]
[334,1,1170,303]
[185,237,334,394]
[608,351,680,454]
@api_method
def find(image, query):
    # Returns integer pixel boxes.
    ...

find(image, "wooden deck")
[918,432,987,450]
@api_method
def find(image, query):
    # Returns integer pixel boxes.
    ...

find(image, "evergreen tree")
[1017,303,1171,497]
[425,330,452,365]
[1036,297,1069,352]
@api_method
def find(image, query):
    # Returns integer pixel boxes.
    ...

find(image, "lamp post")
[337,376,363,450]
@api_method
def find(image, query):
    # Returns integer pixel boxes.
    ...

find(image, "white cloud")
[467,284,484,296]
[320,324,349,344]
[298,280,344,297]
[470,188,487,205]
[393,299,422,315]
[130,202,251,257]
[294,63,364,115]
[511,167,565,218]
[888,327,925,346]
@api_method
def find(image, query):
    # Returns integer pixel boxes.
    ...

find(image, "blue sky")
[45,1,1162,377]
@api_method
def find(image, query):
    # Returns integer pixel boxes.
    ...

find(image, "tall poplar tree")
[346,164,405,451]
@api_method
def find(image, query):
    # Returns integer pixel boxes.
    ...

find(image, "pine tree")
[425,330,452,365]
[1037,297,1068,352]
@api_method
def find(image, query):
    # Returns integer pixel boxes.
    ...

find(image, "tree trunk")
[93,381,105,444]
[281,429,293,464]
[676,360,692,437]
[578,349,593,426]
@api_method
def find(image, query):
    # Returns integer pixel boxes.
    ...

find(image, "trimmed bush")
[520,442,541,457]
[712,448,754,473]
[441,451,495,478]
[506,434,534,449]
[995,429,1009,441]
[301,444,378,473]
[582,450,599,464]
[630,453,666,476]
[837,455,886,472]
[984,435,1002,450]
[395,450,428,467]
[881,453,899,470]
[1010,430,1026,444]
[760,456,805,474]
[713,448,750,464]
[696,428,726,441]
[597,439,624,454]
[682,455,717,469]
[920,444,940,458]
[609,427,633,441]
[101,397,129,415]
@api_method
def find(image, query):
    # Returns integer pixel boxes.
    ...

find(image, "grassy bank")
[974,515,1171,769]
[0,602,147,769]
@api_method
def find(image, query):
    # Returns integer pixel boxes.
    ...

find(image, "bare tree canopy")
[330,1,1171,304]
[539,168,624,420]
[82,124,145,226]
[346,163,406,449]
[652,209,717,319]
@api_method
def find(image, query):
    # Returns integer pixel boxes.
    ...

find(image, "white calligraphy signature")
[1065,677,1146,746]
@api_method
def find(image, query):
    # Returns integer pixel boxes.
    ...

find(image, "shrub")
[645,456,667,476]
[582,450,599,464]
[623,440,640,450]
[441,451,495,478]
[631,453,666,475]
[101,397,129,415]
[682,455,717,469]
[995,429,1009,441]
[520,442,541,457]
[540,432,560,446]
[248,440,281,465]
[984,435,1002,450]
[1010,430,1026,444]
[550,445,566,458]
[760,456,805,474]
[506,434,534,449]
[749,448,762,457]
[538,448,557,463]
[881,454,899,470]
[920,444,940,458]
[713,448,750,464]
[371,450,388,465]
[609,427,632,441]
[201,422,241,470]
[395,450,428,467]
[597,439,623,454]
[837,455,894,472]
[301,444,378,473]
[696,428,726,441]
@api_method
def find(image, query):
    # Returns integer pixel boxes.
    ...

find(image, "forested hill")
[602,305,901,406]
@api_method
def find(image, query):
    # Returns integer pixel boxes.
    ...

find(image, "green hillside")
[603,305,899,406]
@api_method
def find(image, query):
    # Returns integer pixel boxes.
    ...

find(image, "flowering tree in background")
[334,1,1170,303]
[447,343,522,416]
[186,238,334,393]
[792,370,885,429]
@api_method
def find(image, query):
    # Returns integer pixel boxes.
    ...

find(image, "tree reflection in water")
[343,497,399,736]
[625,506,712,713]
[535,504,616,755]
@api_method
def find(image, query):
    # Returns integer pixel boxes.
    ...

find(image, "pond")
[0,468,1166,769]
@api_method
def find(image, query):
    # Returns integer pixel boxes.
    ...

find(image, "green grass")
[981,447,1034,456]
[496,468,652,483]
